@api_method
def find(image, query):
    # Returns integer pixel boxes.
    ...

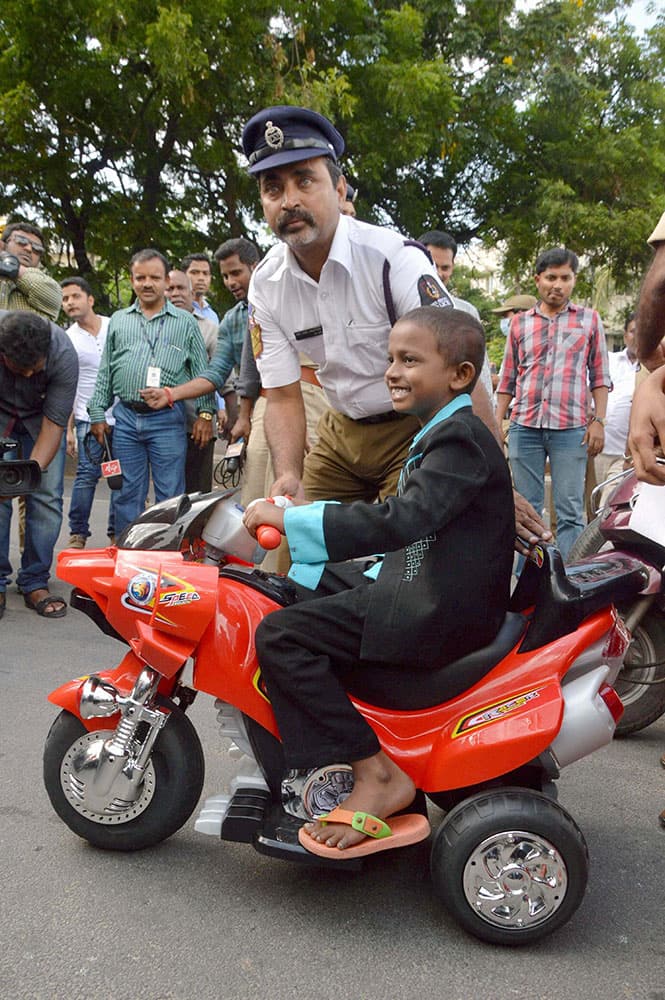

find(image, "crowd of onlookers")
[0,103,656,628]
[1,101,664,831]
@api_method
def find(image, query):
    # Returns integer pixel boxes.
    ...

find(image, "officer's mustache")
[277,210,316,235]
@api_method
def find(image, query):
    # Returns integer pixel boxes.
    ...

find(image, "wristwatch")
[591,416,605,426]
[198,412,213,421]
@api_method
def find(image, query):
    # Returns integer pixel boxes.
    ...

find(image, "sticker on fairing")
[123,568,200,624]
[453,688,543,738]
[252,666,271,703]
[528,544,545,568]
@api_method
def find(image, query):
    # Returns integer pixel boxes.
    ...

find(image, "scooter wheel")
[430,787,588,946]
[43,701,204,851]
[614,612,665,736]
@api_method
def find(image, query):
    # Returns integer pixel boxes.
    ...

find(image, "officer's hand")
[270,473,305,503]
[513,489,553,554]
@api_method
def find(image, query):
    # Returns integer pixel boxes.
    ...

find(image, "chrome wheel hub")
[462,829,568,929]
[60,729,156,824]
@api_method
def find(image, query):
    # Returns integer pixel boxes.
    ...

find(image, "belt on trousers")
[260,365,321,398]
[120,400,155,414]
[350,410,404,425]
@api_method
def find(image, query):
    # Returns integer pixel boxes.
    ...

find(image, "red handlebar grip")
[257,525,282,549]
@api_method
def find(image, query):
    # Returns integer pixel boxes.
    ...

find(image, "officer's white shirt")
[67,317,114,424]
[249,214,453,419]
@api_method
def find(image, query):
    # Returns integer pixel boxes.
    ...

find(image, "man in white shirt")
[241,106,550,553]
[594,313,639,505]
[242,106,499,506]
[61,277,115,547]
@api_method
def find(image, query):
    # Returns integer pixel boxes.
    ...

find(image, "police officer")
[242,106,550,551]
[243,106,497,504]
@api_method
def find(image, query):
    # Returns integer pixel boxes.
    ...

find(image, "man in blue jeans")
[0,310,77,619]
[496,247,610,560]
[88,249,215,535]
[61,276,117,548]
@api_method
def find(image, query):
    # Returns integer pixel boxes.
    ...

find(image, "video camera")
[0,438,41,496]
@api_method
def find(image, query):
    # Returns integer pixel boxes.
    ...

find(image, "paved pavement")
[1,479,664,999]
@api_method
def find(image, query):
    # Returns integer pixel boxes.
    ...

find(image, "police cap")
[242,106,345,175]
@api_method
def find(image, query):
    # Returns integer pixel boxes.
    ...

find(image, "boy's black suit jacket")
[322,408,515,666]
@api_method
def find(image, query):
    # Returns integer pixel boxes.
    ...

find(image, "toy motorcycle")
[569,466,665,734]
[43,489,649,946]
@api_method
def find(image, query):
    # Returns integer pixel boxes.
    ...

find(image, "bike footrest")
[220,788,272,844]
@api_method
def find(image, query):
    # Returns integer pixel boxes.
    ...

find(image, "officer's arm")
[264,382,307,500]
[636,242,665,369]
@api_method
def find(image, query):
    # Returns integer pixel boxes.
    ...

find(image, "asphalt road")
[1,482,664,1000]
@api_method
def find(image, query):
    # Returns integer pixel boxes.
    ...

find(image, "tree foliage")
[0,0,663,305]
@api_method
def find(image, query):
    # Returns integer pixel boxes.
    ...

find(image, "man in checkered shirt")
[496,247,610,560]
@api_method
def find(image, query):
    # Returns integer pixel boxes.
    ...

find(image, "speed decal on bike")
[123,569,201,623]
[452,688,543,738]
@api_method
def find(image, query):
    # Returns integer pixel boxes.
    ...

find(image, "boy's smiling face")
[386,319,473,425]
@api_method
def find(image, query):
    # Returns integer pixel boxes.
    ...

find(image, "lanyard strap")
[139,315,166,357]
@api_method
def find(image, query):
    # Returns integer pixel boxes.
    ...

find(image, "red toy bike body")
[44,490,648,945]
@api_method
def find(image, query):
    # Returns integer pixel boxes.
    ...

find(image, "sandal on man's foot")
[0,592,5,620]
[298,807,431,860]
[23,590,67,619]
[659,808,665,830]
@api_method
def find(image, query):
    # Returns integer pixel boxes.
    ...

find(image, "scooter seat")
[511,543,649,652]
[344,611,527,711]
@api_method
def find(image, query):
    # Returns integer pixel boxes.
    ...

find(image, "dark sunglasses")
[9,233,45,255]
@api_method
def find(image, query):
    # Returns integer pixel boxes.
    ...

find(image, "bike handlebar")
[257,525,282,549]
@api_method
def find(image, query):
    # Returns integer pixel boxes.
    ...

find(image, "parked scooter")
[44,489,648,945]
[568,467,665,735]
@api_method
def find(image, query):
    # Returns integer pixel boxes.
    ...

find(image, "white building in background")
[456,242,507,298]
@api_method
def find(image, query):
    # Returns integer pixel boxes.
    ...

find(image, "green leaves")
[0,0,662,307]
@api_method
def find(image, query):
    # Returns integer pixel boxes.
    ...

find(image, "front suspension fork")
[80,667,169,803]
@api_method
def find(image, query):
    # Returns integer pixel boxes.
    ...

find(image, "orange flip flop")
[298,806,431,860]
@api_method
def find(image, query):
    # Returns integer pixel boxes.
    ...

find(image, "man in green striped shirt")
[88,248,215,534]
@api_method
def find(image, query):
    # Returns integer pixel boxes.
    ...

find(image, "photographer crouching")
[0,311,78,619]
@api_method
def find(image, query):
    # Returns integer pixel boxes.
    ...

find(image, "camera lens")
[2,467,21,487]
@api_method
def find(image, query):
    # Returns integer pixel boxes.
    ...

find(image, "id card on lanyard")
[140,315,166,387]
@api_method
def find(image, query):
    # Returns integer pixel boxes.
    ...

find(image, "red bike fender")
[46,650,176,732]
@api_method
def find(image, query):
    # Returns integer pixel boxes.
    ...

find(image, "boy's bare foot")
[302,751,416,850]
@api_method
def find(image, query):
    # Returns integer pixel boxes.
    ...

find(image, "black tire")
[615,612,665,735]
[430,788,588,946]
[43,702,205,851]
[568,517,609,561]
[567,520,665,735]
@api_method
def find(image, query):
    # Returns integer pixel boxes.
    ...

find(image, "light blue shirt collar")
[411,394,472,448]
